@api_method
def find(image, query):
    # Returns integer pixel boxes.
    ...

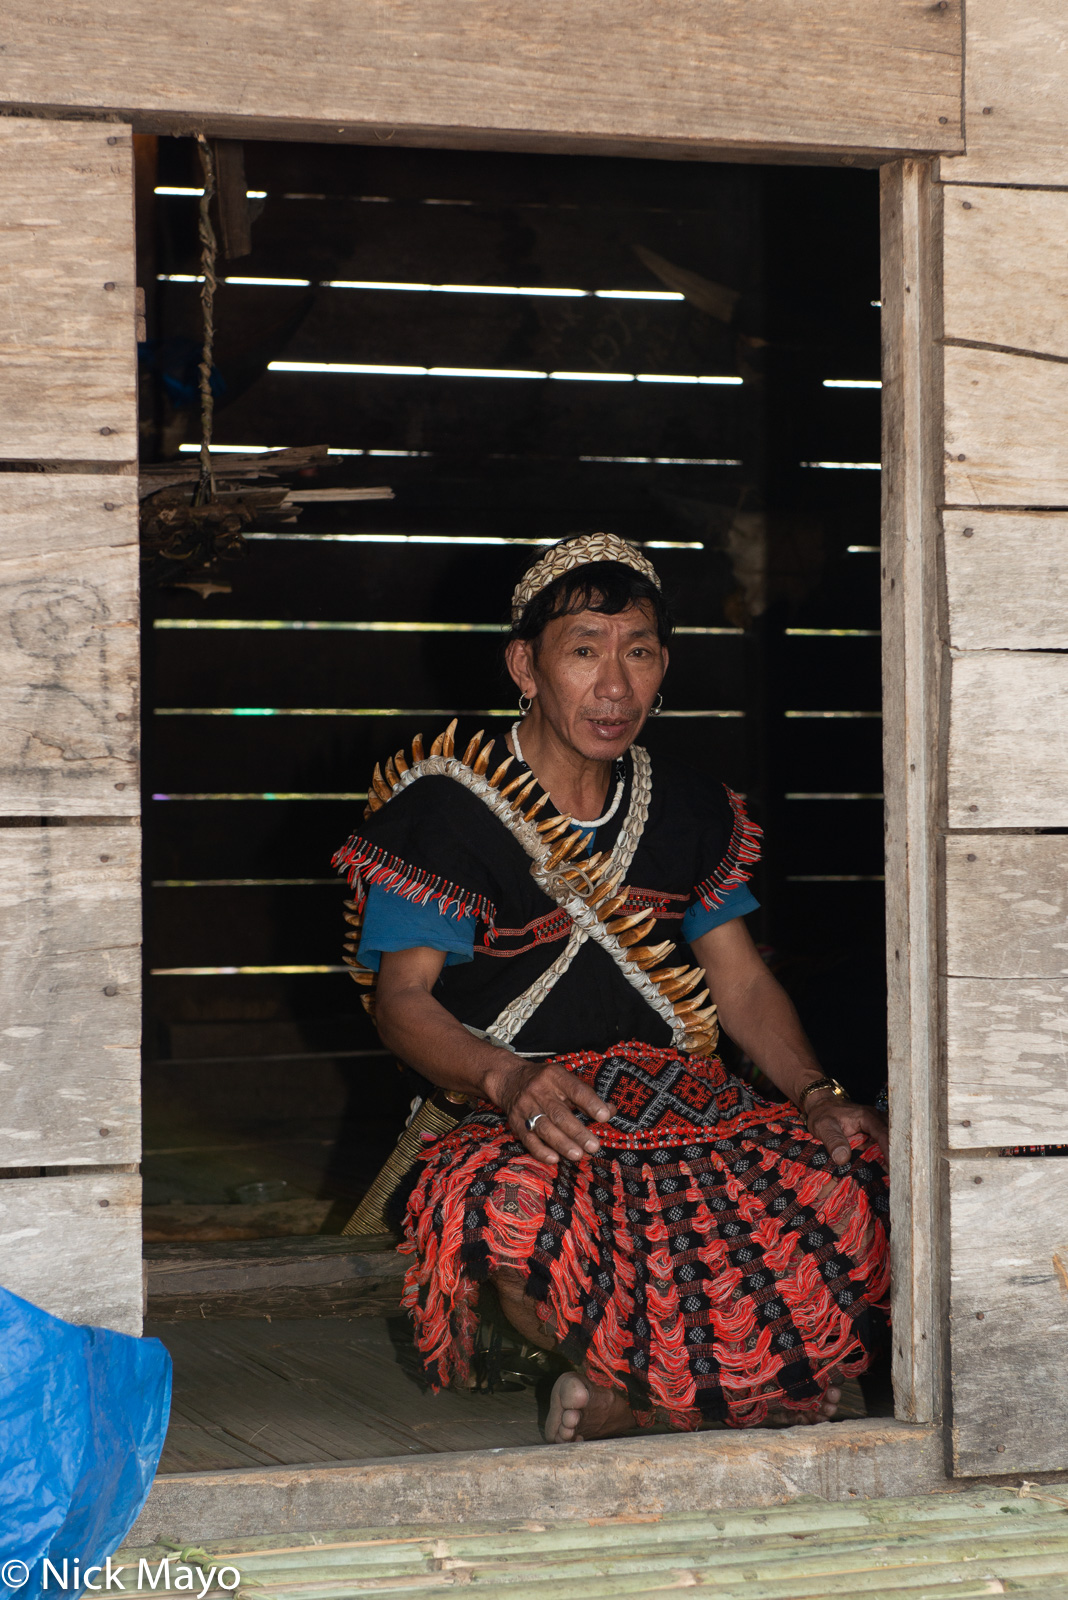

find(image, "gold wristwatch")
[797,1076,849,1114]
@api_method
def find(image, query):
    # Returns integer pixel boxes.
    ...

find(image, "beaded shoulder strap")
[341,721,718,1057]
[484,743,648,1047]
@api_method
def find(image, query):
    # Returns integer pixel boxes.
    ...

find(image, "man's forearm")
[376,983,516,1104]
[713,966,827,1105]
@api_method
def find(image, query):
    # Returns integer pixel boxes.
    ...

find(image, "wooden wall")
[1,0,1061,1479]
[937,21,1068,1475]
[0,1,961,161]
[0,120,143,1336]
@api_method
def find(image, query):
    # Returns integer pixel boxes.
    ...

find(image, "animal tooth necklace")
[511,720,625,829]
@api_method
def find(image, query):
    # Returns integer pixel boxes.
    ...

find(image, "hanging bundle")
[138,137,341,594]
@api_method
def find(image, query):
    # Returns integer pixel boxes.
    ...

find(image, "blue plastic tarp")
[0,1288,172,1600]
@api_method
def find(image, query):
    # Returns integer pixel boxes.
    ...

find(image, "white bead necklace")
[510,719,626,829]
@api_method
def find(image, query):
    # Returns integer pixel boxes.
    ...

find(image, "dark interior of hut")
[135,136,891,1466]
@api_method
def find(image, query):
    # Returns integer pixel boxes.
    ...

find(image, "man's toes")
[545,1373,590,1444]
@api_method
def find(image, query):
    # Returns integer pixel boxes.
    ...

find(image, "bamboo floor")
[120,1486,1068,1599]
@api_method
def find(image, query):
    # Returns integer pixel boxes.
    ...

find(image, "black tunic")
[333,728,760,1055]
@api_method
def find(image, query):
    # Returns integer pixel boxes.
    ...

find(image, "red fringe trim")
[332,832,497,929]
[694,786,763,910]
[400,1105,889,1431]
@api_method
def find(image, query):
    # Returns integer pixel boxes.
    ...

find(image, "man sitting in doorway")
[334,533,890,1440]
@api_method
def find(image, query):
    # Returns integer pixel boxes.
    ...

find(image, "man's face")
[507,602,668,761]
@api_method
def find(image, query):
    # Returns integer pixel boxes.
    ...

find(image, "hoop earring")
[518,693,533,714]
[652,692,663,716]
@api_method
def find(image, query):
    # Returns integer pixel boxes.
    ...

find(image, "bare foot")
[766,1377,842,1427]
[545,1372,637,1443]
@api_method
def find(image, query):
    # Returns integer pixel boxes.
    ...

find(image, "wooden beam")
[950,1157,1068,1475]
[879,159,945,1428]
[213,140,252,260]
[0,2,961,161]
[146,1238,407,1321]
[130,1419,943,1542]
[0,119,136,462]
[0,1171,142,1335]
[944,510,1068,651]
[0,827,140,1168]
[939,0,1068,188]
[948,653,1068,829]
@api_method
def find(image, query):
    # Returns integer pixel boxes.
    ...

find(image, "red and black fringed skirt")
[400,1040,890,1430]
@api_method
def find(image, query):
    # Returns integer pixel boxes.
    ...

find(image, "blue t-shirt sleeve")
[356,884,477,971]
[682,882,759,944]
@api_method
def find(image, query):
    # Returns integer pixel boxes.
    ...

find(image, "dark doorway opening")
[136,139,887,1466]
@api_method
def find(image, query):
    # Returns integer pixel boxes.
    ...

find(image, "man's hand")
[804,1092,888,1168]
[485,1055,617,1167]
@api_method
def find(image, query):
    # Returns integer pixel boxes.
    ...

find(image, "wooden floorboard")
[150,1315,546,1471]
[151,1314,870,1473]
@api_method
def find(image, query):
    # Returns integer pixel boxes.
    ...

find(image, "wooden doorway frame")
[123,152,947,1539]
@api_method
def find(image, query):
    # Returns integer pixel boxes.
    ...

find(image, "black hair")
[509,559,674,649]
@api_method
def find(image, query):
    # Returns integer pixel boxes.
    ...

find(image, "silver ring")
[525,1112,545,1132]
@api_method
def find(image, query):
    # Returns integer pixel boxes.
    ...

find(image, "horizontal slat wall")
[142,151,887,1152]
[226,373,753,462]
[0,120,142,1335]
[941,70,1068,1475]
[950,1159,1068,1476]
[0,1173,142,1337]
[148,628,749,712]
[0,1,960,156]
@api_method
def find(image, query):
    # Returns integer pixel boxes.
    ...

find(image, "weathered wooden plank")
[0,826,140,1167]
[133,1419,943,1541]
[946,835,1068,980]
[0,542,139,813]
[944,346,1068,507]
[0,1172,142,1335]
[950,1157,1068,1475]
[0,3,961,159]
[0,119,136,461]
[879,161,945,1427]
[144,1237,406,1319]
[947,652,1068,829]
[947,978,1068,1149]
[943,186,1068,360]
[944,511,1068,650]
[939,0,1067,188]
[0,473,138,560]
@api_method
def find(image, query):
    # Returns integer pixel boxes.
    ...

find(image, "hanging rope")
[194,134,218,507]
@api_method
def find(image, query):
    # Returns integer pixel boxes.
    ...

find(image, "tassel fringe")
[694,786,763,910]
